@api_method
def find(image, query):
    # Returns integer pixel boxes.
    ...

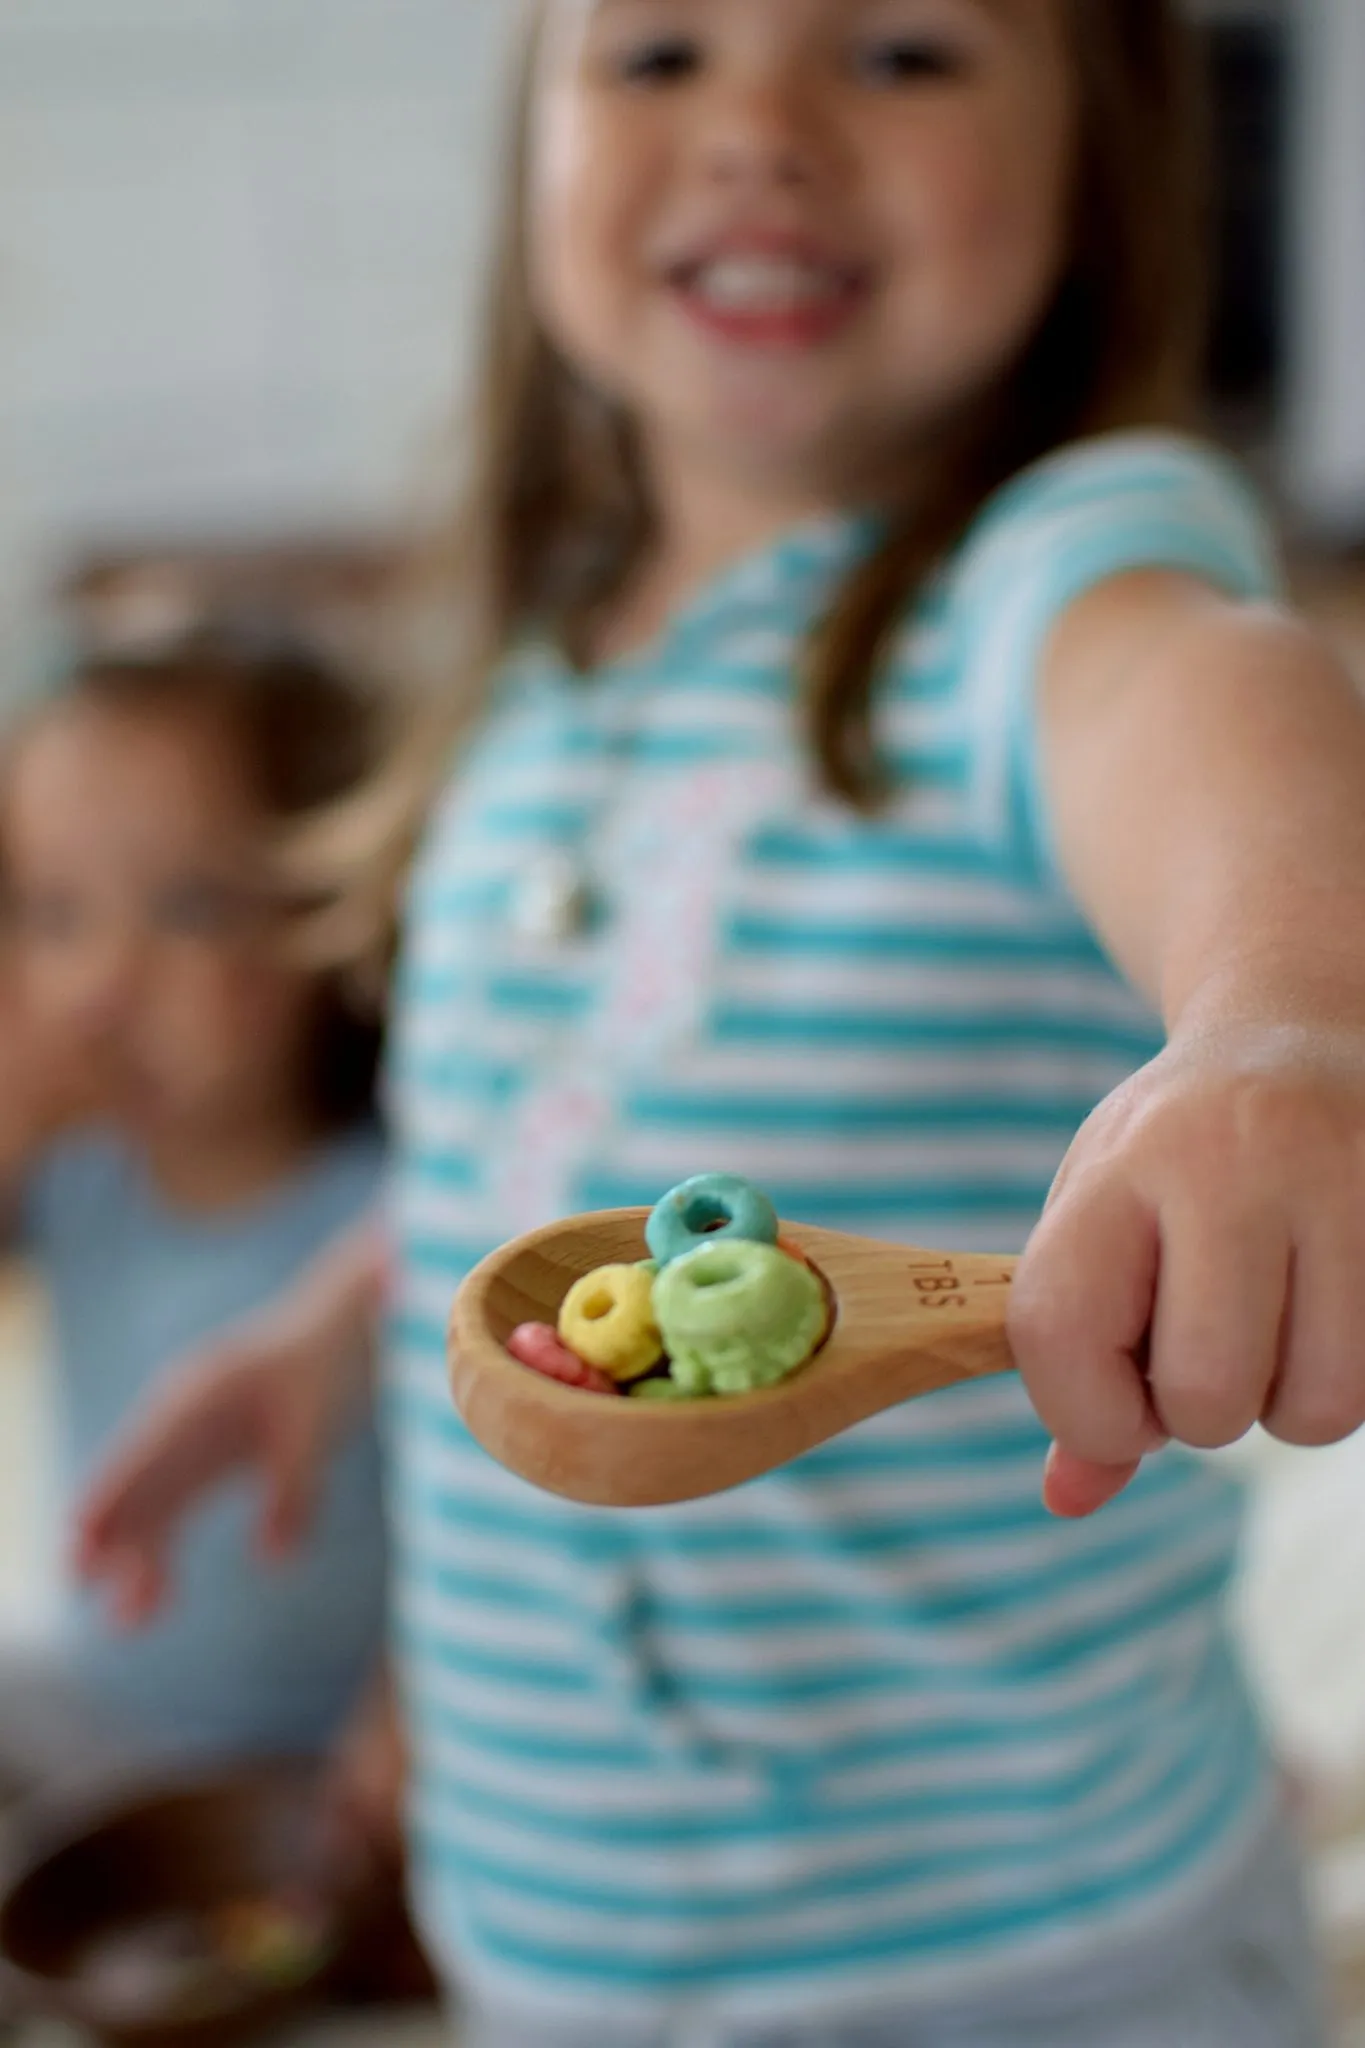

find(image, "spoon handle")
[790,1229,1019,1410]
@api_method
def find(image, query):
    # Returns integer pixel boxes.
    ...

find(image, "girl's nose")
[697,74,836,193]
[70,927,147,1034]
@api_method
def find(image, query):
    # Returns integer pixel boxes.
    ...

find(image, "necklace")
[509,846,602,944]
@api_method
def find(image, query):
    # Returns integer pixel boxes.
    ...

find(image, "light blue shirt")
[389,433,1282,2029]
[28,1123,388,1762]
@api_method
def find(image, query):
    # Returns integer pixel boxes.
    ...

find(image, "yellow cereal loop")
[558,1263,664,1382]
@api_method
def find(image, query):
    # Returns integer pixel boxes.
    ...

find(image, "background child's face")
[530,0,1076,499]
[4,702,315,1145]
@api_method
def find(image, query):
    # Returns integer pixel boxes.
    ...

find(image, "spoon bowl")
[449,1209,1018,1507]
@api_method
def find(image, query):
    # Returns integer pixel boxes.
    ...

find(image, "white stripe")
[716,957,1152,1022]
[728,866,1075,928]
[407,842,517,894]
[422,1731,765,1817]
[397,1521,1232,1680]
[411,1663,624,1743]
[698,626,799,668]
[394,1188,497,1254]
[429,758,615,813]
[422,1718,1209,1895]
[596,1125,1067,1185]
[417,1714,1127,1818]
[602,1038,1147,1100]
[397,1584,600,1666]
[428,1752,1239,1951]
[393,1096,494,1153]
[400,1006,577,1071]
[432,1798,1269,2029]
[405,1609,1219,1753]
[623,692,793,742]
[397,1466,1219,1620]
[393,1430,1065,1524]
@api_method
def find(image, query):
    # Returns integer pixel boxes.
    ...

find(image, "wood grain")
[449,1211,1018,1507]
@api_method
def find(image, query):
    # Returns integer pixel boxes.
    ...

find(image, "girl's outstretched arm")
[1015,571,1365,1514]
[74,1218,388,1623]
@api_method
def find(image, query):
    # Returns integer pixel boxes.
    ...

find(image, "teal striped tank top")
[388,433,1282,2030]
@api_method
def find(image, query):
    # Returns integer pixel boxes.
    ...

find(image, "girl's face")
[4,702,315,1147]
[531,0,1076,501]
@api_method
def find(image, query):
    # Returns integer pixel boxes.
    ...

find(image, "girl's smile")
[661,229,873,352]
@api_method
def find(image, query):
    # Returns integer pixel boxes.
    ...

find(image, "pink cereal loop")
[507,1322,619,1398]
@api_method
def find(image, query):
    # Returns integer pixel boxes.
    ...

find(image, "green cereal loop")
[653,1239,826,1396]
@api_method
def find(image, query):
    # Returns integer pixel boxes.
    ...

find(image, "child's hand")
[74,1223,385,1625]
[73,1315,347,1627]
[1009,1019,1365,1518]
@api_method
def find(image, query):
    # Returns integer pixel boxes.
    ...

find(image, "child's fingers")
[109,1548,171,1631]
[1146,1199,1287,1449]
[76,1431,217,1570]
[1042,1444,1142,1519]
[75,1355,261,1570]
[1263,1213,1365,1447]
[1009,1176,1163,1469]
[258,1398,326,1558]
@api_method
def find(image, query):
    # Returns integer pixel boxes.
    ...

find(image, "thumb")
[1043,1443,1147,1520]
[1009,1176,1162,1470]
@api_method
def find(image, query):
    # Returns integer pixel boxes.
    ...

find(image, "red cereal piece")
[508,1323,620,1397]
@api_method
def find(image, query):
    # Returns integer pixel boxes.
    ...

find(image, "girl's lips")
[668,251,871,351]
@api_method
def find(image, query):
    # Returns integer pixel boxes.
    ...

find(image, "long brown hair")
[339,0,1208,942]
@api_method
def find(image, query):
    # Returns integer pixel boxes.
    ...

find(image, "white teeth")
[691,256,845,313]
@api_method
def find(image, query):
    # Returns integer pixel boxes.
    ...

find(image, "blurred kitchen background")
[1,0,1365,2042]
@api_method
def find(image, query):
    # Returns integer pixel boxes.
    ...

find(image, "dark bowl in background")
[0,1760,379,2048]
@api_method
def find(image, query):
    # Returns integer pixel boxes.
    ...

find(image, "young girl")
[80,1,1365,2039]
[0,624,390,1775]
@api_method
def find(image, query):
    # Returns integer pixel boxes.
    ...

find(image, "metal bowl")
[0,1760,375,2047]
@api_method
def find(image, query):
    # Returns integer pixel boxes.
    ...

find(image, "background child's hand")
[75,1221,384,1622]
[74,1222,385,1625]
[73,1309,349,1627]
[1009,1020,1365,1518]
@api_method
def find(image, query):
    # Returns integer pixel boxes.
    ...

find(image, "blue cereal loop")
[645,1172,779,1268]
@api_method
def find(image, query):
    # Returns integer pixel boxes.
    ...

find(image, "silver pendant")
[510,851,598,944]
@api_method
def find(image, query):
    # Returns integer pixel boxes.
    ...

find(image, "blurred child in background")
[0,625,389,1783]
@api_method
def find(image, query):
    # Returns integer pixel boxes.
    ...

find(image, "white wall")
[1285,0,1365,539]
[0,0,521,681]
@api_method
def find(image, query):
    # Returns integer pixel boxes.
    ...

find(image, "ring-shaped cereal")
[645,1172,779,1269]
[653,1238,827,1396]
[559,1263,664,1382]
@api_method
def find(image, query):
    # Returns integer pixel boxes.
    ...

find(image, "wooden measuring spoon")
[449,1209,1018,1508]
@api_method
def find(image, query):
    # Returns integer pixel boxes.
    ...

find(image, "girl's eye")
[614,36,703,87]
[11,893,84,943]
[853,37,964,86]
